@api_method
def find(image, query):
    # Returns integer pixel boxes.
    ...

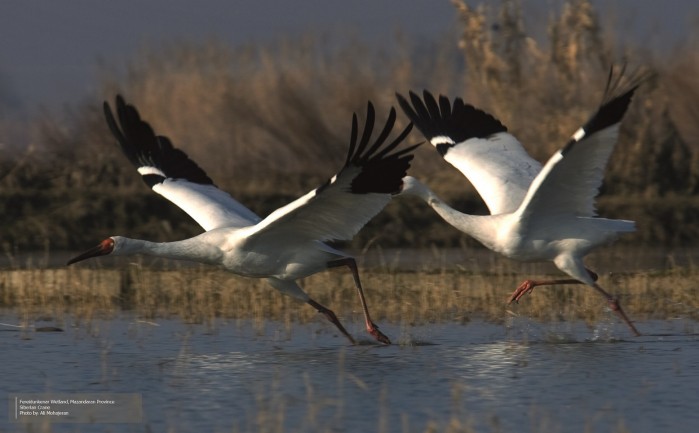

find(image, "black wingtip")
[342,102,420,195]
[395,90,507,151]
[103,94,215,186]
[581,64,650,136]
[582,87,637,136]
[350,152,416,195]
[354,101,376,159]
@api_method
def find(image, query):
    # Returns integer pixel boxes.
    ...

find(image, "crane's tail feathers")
[588,217,636,234]
[612,219,636,233]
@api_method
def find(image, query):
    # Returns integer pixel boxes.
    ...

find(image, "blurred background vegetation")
[1,0,698,253]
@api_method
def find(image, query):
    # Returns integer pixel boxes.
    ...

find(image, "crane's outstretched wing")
[515,65,646,223]
[246,103,419,245]
[396,90,541,214]
[104,96,261,231]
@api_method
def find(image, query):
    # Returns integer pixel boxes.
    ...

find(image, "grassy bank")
[2,261,698,331]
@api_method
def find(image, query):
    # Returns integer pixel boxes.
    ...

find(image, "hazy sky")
[0,0,696,115]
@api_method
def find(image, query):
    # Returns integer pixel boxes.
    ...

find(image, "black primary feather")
[325,102,419,195]
[580,65,645,136]
[560,64,649,155]
[349,105,419,194]
[396,90,507,156]
[104,96,215,187]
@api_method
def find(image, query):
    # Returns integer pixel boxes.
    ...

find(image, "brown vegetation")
[1,0,698,252]
[3,260,698,330]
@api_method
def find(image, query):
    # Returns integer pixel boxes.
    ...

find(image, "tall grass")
[3,261,698,331]
[1,0,698,251]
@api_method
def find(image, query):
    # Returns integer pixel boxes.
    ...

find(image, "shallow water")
[2,314,699,433]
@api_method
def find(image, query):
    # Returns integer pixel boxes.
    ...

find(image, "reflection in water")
[187,352,257,373]
[2,315,699,433]
[458,340,528,374]
[451,340,530,395]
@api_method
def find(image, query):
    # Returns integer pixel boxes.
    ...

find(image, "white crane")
[67,95,419,345]
[396,66,646,336]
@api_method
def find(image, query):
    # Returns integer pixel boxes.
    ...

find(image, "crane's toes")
[368,323,392,345]
[507,281,536,304]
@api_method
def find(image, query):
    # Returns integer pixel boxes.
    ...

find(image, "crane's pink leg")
[328,257,391,345]
[506,270,641,336]
[307,299,357,345]
[507,270,599,304]
[590,283,641,337]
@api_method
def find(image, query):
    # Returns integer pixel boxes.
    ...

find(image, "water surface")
[2,314,698,433]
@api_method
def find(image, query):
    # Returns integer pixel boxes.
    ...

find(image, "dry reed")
[2,262,698,332]
[0,1,697,251]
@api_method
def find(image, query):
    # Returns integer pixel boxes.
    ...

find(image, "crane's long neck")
[400,176,499,249]
[112,236,222,265]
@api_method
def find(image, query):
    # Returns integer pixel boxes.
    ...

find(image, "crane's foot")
[607,298,641,337]
[508,280,537,304]
[367,322,391,345]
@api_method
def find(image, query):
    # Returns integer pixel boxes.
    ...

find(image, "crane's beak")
[67,238,115,265]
